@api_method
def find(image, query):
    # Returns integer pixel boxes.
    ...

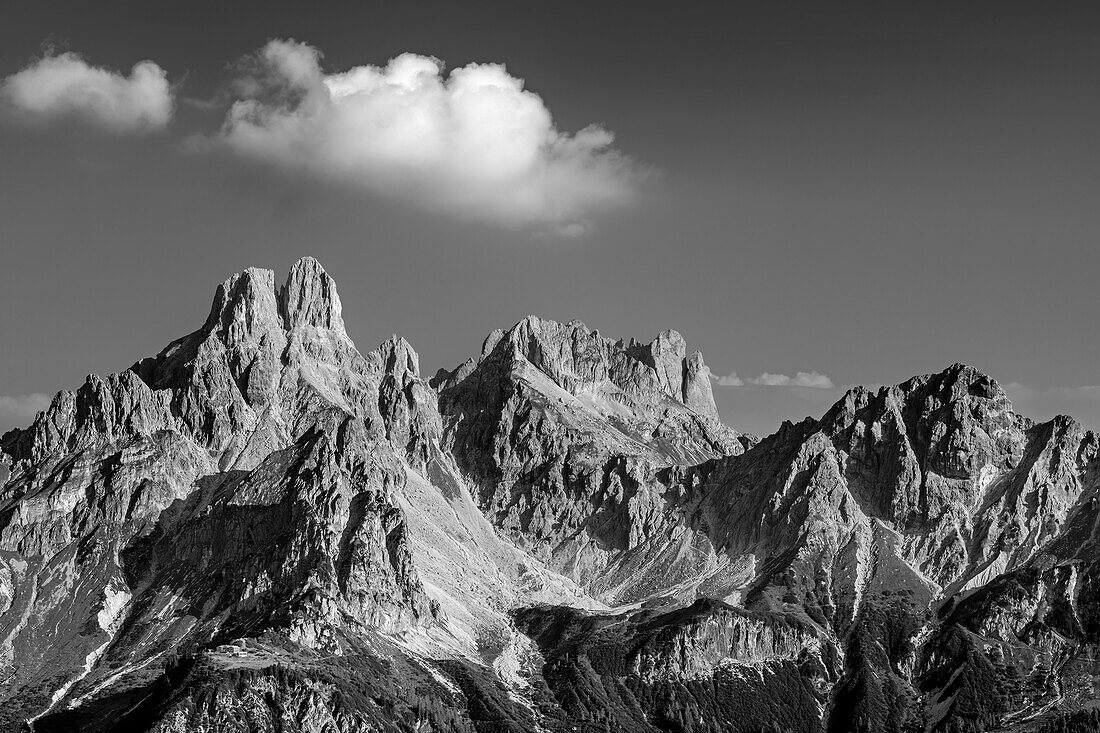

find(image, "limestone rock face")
[648,328,688,399]
[655,363,1100,733]
[433,315,751,598]
[683,350,719,419]
[514,599,837,733]
[2,370,178,467]
[3,257,1100,733]
[0,258,444,730]
[280,256,346,334]
[368,335,441,467]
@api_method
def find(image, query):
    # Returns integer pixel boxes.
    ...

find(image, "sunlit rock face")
[2,258,1099,732]
[431,315,754,602]
[0,258,450,730]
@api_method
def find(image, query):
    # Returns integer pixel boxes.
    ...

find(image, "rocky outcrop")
[368,336,441,467]
[514,599,836,732]
[1,370,179,467]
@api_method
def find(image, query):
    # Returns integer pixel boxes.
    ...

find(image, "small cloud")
[1,51,173,133]
[751,372,793,387]
[553,221,593,239]
[0,393,50,424]
[789,371,835,389]
[713,369,835,389]
[210,39,646,233]
[714,371,744,387]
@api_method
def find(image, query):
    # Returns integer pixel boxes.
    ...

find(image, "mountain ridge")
[2,257,1098,733]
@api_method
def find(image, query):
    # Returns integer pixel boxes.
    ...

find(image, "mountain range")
[2,258,1098,733]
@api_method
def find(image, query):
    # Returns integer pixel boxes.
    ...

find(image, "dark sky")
[2,1,1099,436]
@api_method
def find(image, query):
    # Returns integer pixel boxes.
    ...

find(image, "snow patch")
[97,584,130,631]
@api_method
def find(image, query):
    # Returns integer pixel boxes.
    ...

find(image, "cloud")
[213,39,644,233]
[751,372,794,386]
[774,371,835,389]
[1,52,173,133]
[713,370,835,389]
[0,393,50,425]
[716,372,745,387]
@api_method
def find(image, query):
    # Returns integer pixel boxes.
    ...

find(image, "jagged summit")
[281,256,345,334]
[202,256,346,340]
[900,360,1010,402]
[435,314,722,422]
[373,334,421,377]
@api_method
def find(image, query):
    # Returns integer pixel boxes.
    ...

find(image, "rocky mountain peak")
[635,329,719,420]
[199,257,346,348]
[203,265,283,345]
[648,328,688,396]
[370,334,421,378]
[279,255,346,335]
[897,361,1010,406]
[1,369,176,466]
[452,315,721,421]
[682,350,718,419]
[822,362,1016,432]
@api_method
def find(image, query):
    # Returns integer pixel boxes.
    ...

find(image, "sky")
[1,1,1099,437]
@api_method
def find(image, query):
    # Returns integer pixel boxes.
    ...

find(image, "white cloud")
[752,372,793,386]
[716,371,745,387]
[0,393,50,424]
[214,39,644,233]
[788,371,835,389]
[713,370,835,389]
[2,52,173,133]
